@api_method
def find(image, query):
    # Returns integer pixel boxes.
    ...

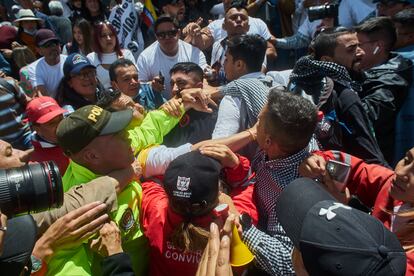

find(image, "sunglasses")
[156,29,178,39]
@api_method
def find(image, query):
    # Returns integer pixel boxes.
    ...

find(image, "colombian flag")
[141,0,158,27]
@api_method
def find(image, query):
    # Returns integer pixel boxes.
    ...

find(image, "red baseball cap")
[26,96,66,124]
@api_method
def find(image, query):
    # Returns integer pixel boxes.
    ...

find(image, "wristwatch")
[31,255,43,273]
[239,213,252,232]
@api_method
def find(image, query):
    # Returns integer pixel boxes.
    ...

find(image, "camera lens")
[0,161,63,217]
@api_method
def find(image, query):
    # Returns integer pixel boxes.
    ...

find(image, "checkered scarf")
[290,55,361,92]
[222,76,273,127]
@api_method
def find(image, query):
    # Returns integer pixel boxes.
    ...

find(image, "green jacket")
[47,109,183,276]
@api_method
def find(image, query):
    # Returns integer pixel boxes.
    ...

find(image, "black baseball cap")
[56,105,133,154]
[163,151,222,217]
[0,215,37,275]
[277,178,407,276]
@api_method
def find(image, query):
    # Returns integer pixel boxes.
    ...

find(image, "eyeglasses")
[41,41,59,48]
[156,29,178,39]
[72,70,96,80]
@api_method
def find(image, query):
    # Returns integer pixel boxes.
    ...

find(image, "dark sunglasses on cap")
[156,29,178,39]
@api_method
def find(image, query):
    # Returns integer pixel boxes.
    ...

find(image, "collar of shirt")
[240,72,265,80]
[261,146,310,170]
[32,132,58,149]
[65,159,99,190]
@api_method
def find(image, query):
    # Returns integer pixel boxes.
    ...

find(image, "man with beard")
[26,29,67,98]
[355,17,413,165]
[157,0,187,29]
[289,28,387,166]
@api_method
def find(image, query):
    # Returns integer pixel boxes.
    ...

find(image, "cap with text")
[163,151,222,216]
[63,53,96,77]
[26,96,66,124]
[56,105,132,154]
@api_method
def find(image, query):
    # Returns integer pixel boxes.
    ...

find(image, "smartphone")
[326,160,351,192]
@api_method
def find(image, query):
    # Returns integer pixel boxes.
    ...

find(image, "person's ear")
[82,147,99,165]
[320,55,333,62]
[373,41,385,55]
[196,81,203,88]
[111,80,119,91]
[265,136,272,146]
[235,59,245,71]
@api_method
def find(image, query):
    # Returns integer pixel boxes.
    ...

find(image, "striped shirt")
[0,78,30,143]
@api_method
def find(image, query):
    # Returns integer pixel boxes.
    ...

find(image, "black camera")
[0,161,64,217]
[308,2,339,22]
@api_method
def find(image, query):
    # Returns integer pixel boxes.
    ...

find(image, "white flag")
[109,0,145,59]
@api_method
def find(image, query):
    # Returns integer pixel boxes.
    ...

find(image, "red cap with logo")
[26,96,67,124]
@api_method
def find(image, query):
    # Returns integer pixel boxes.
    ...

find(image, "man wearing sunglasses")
[137,15,207,99]
[26,29,67,98]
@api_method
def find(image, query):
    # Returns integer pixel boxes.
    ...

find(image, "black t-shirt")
[163,108,218,147]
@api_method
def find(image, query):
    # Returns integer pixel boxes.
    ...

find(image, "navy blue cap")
[63,53,96,77]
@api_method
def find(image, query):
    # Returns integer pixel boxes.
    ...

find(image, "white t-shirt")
[87,49,136,89]
[208,16,272,42]
[26,55,67,99]
[137,40,207,99]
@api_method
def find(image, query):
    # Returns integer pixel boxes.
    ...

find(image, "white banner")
[109,0,144,60]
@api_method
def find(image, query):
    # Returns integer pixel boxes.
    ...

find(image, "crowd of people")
[0,0,414,275]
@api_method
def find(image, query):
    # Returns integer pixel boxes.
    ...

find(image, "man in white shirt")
[26,29,67,98]
[182,0,277,63]
[212,34,272,161]
[137,15,207,99]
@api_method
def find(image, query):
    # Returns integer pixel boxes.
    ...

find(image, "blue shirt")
[133,83,166,110]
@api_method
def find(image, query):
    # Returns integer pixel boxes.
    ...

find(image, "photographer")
[273,0,375,51]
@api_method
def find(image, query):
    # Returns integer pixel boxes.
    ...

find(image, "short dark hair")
[169,62,204,82]
[228,0,247,10]
[226,34,266,72]
[312,28,353,60]
[264,88,317,153]
[108,59,136,82]
[392,8,414,32]
[154,14,179,33]
[224,0,247,12]
[355,17,396,52]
